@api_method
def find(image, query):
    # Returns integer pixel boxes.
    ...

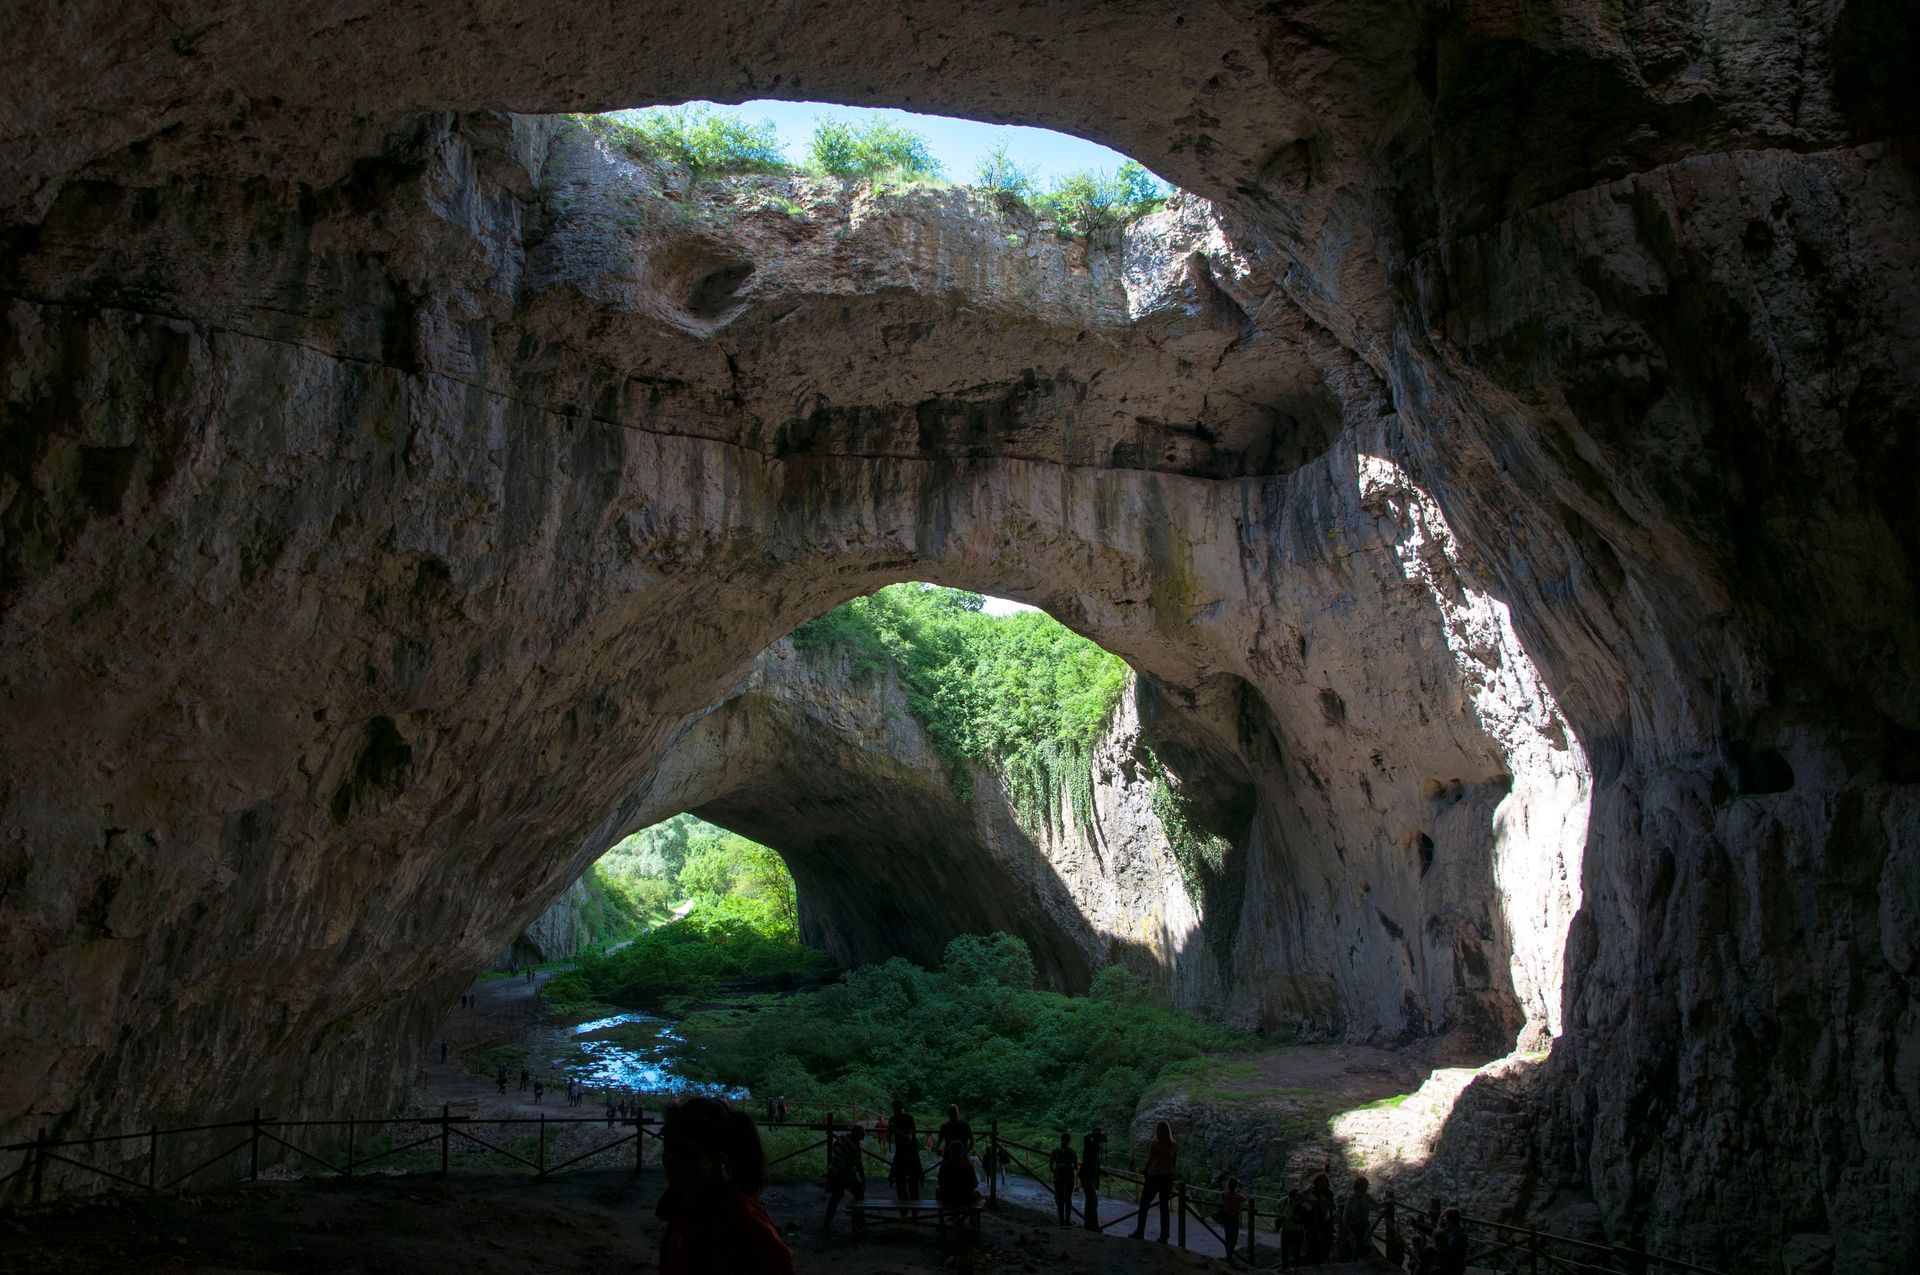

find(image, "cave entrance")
[538,583,1241,1005]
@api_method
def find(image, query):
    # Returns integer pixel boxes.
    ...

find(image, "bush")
[675,933,1249,1140]
[974,143,1036,202]
[1032,161,1167,237]
[806,118,942,181]
[583,107,791,178]
[943,932,1036,989]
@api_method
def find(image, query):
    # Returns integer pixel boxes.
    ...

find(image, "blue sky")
[636,99,1160,188]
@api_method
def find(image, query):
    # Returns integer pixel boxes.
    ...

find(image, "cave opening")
[5,9,1911,1268]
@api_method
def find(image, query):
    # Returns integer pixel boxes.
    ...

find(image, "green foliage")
[1146,755,1233,905]
[579,862,660,946]
[544,895,826,1010]
[1031,161,1168,238]
[676,933,1248,1139]
[974,143,1037,201]
[942,932,1036,989]
[791,584,1127,834]
[806,118,943,181]
[596,815,796,931]
[580,107,792,178]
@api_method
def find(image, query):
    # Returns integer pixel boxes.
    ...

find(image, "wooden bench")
[849,1198,984,1241]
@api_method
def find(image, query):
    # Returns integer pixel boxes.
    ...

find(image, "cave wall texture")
[0,2,1915,1268]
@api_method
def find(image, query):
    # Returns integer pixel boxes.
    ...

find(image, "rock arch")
[2,5,1916,1266]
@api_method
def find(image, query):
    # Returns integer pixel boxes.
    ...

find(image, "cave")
[1,4,1916,1271]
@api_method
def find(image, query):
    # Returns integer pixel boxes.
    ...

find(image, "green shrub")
[791,584,1127,833]
[974,143,1037,202]
[675,932,1249,1140]
[1032,161,1168,237]
[806,118,942,181]
[582,107,791,178]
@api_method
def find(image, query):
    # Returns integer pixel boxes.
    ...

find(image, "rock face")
[618,640,1207,996]
[493,877,591,969]
[1,5,1915,1270]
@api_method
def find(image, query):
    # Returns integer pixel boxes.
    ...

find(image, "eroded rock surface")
[1,4,1915,1269]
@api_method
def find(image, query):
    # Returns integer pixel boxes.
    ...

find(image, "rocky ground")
[0,1167,1399,1273]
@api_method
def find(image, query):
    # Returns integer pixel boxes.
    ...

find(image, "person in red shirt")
[655,1097,794,1275]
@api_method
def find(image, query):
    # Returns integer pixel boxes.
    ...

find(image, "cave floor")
[0,1168,1394,1272]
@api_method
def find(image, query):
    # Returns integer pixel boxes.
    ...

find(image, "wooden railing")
[2,1108,1727,1274]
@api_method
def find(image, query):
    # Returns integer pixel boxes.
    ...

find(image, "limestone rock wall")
[1,3,1915,1267]
[493,877,592,969]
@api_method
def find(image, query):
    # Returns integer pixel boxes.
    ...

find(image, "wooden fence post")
[1176,1182,1187,1249]
[31,1127,46,1203]
[440,1105,450,1177]
[988,1122,999,1209]
[250,1108,261,1182]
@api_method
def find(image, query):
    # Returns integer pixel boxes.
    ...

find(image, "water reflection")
[525,1010,746,1098]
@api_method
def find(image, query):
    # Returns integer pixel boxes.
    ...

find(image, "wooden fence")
[3,1108,1724,1274]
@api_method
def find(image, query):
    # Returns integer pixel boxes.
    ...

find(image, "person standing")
[1080,1127,1107,1231]
[1219,1176,1247,1264]
[1434,1207,1468,1275]
[887,1100,923,1202]
[656,1096,793,1275]
[532,1079,544,1105]
[822,1124,866,1231]
[1341,1174,1373,1259]
[1048,1133,1078,1227]
[1278,1187,1307,1269]
[936,1105,973,1156]
[1132,1120,1177,1242]
[1307,1171,1337,1263]
[518,1068,529,1092]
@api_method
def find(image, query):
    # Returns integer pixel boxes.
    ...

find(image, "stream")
[519,1009,748,1099]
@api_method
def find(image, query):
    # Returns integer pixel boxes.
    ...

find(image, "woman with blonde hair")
[1131,1119,1178,1242]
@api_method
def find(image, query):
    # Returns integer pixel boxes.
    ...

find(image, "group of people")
[1271,1173,1471,1272]
[821,1102,1006,1230]
[648,1092,1475,1275]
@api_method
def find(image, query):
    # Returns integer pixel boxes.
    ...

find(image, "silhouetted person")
[532,1080,544,1105]
[887,1100,923,1202]
[1048,1133,1077,1227]
[1133,1119,1177,1242]
[656,1096,793,1275]
[496,1066,508,1095]
[935,1139,981,1206]
[776,1096,788,1123]
[980,1138,1003,1188]
[1435,1207,1468,1275]
[439,1040,448,1063]
[1080,1127,1107,1231]
[1306,1171,1337,1263]
[519,1068,529,1092]
[1220,1176,1247,1263]
[1341,1174,1372,1259]
[936,1105,973,1156]
[822,1123,866,1230]
[764,1095,777,1123]
[607,1099,617,1128]
[1278,1187,1306,1269]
